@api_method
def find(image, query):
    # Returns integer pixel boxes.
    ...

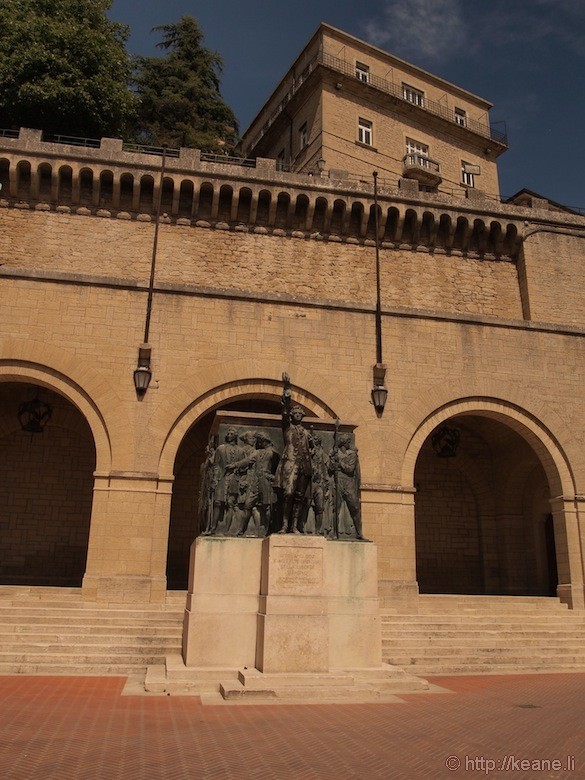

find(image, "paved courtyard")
[1,673,583,779]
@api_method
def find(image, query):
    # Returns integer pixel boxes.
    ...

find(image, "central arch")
[162,379,338,589]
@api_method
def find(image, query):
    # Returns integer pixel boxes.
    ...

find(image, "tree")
[0,0,135,138]
[133,16,238,153]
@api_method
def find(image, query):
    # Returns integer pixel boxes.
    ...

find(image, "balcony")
[402,153,442,186]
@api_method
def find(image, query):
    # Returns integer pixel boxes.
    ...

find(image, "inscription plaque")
[271,546,323,593]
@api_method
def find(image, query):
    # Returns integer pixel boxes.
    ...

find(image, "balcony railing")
[248,50,508,151]
[402,153,442,186]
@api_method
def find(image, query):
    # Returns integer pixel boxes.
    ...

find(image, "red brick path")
[1,674,583,779]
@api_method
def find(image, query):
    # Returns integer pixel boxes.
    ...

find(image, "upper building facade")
[240,24,507,200]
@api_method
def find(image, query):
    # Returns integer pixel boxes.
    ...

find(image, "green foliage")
[133,16,239,153]
[0,0,136,138]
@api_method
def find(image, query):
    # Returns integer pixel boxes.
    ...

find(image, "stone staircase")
[0,586,185,675]
[382,594,585,676]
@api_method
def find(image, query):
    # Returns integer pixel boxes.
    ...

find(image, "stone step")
[408,662,585,676]
[0,641,180,654]
[381,615,585,625]
[0,605,184,616]
[0,651,169,665]
[382,631,585,650]
[0,623,183,642]
[0,614,182,627]
[385,651,585,666]
[414,595,568,611]
[0,662,143,675]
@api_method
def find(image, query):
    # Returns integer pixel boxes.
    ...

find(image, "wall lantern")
[18,391,52,433]
[316,158,326,175]
[371,384,388,414]
[431,425,460,458]
[371,362,388,415]
[133,344,152,398]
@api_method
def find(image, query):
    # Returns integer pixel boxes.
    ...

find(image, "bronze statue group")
[200,374,366,541]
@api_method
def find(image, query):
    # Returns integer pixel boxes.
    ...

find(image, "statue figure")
[199,438,216,536]
[329,432,366,540]
[310,431,330,535]
[205,427,245,535]
[273,372,313,534]
[234,430,259,535]
[228,431,280,537]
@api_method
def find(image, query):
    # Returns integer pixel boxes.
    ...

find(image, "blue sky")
[109,0,585,210]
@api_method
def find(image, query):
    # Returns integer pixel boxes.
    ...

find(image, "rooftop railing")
[247,49,508,151]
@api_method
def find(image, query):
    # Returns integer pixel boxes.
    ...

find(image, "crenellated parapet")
[1,128,584,261]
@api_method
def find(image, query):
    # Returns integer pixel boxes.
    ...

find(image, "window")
[402,83,424,107]
[277,149,286,171]
[355,62,370,82]
[461,161,476,187]
[406,138,429,165]
[299,123,308,150]
[358,118,373,146]
[455,107,467,127]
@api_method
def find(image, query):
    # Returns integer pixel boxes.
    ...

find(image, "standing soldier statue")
[204,427,245,535]
[274,372,313,534]
[310,431,330,535]
[329,432,367,541]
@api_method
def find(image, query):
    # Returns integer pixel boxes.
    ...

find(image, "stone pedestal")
[182,536,262,668]
[256,535,328,673]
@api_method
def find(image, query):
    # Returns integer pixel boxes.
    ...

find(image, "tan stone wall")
[520,231,585,327]
[0,208,522,320]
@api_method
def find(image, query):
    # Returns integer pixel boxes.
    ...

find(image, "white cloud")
[361,0,585,64]
[362,0,466,62]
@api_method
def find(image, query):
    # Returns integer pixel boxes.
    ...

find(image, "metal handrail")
[248,49,508,150]
[200,152,256,167]
[42,132,101,148]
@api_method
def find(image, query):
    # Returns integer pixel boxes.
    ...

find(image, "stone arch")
[274,191,291,229]
[197,181,214,220]
[330,199,346,234]
[178,179,194,217]
[292,194,309,231]
[161,176,174,213]
[384,207,400,242]
[237,187,252,223]
[0,157,9,193]
[79,167,94,206]
[37,162,53,200]
[58,165,73,202]
[217,184,233,222]
[17,160,31,198]
[139,174,155,211]
[119,172,134,210]
[402,397,581,605]
[98,169,114,208]
[256,189,271,226]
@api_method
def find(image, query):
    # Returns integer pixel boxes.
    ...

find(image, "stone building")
[0,24,584,676]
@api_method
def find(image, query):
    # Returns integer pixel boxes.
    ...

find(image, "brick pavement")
[1,673,584,779]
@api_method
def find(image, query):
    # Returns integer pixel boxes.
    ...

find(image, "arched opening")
[79,168,93,206]
[161,176,174,213]
[119,172,134,210]
[17,160,31,198]
[312,197,328,233]
[365,204,380,240]
[197,182,214,220]
[166,396,284,589]
[139,175,154,212]
[236,187,252,224]
[292,194,309,231]
[384,207,400,242]
[178,180,194,217]
[256,189,271,226]
[0,158,9,194]
[217,184,233,222]
[38,163,53,200]
[0,382,96,587]
[58,166,73,202]
[274,192,290,229]
[330,199,346,234]
[98,170,113,208]
[348,202,363,237]
[414,414,559,597]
